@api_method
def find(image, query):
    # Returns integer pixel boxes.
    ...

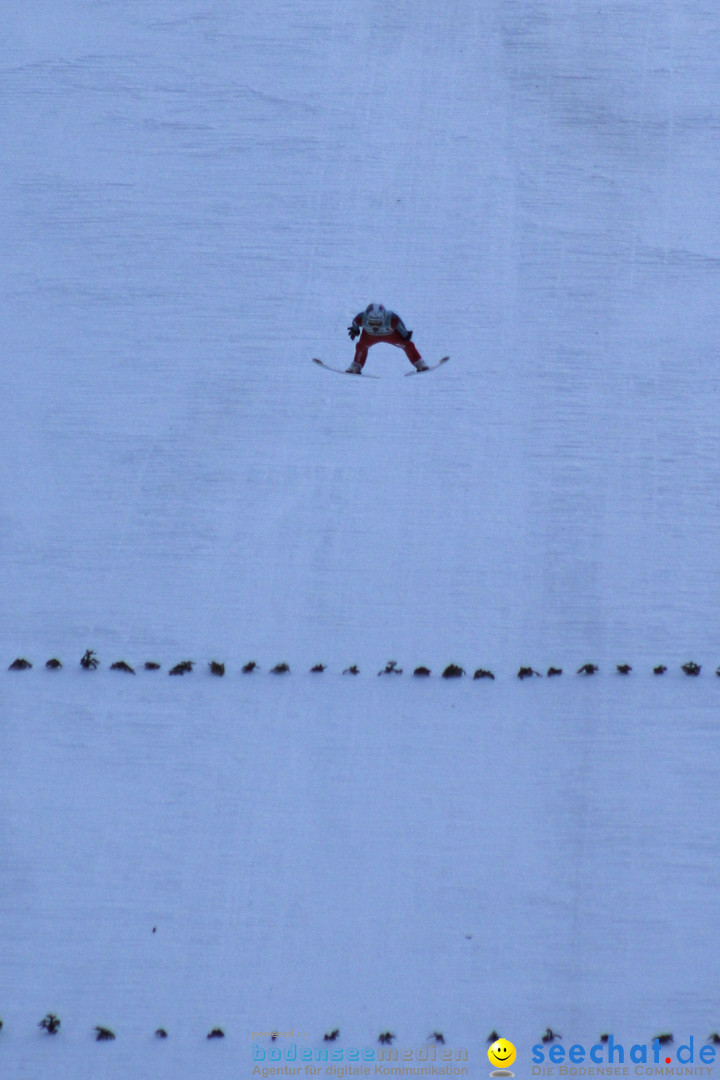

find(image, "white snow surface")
[2,1,720,1076]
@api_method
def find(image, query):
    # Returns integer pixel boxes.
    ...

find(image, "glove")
[348,325,360,340]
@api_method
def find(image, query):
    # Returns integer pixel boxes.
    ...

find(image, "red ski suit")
[351,310,422,369]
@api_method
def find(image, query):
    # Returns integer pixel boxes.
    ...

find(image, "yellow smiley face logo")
[488,1039,517,1069]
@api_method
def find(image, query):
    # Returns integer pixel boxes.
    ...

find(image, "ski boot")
[412,359,429,373]
[346,359,364,375]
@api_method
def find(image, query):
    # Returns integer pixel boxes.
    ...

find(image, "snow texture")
[2,1,720,1076]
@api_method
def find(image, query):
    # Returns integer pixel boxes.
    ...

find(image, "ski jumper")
[350,309,423,370]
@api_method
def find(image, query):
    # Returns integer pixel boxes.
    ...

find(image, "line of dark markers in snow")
[10,1020,720,1048]
[3,654,716,678]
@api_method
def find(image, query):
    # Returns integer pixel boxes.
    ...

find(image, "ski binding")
[404,356,450,376]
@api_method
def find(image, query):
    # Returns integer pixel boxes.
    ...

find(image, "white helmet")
[365,303,386,328]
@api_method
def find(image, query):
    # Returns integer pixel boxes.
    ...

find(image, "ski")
[404,356,450,376]
[312,358,380,378]
[313,356,449,378]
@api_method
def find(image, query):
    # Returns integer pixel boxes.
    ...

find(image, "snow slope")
[2,0,720,1076]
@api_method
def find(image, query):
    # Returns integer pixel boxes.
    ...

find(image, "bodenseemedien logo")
[489,1038,517,1077]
